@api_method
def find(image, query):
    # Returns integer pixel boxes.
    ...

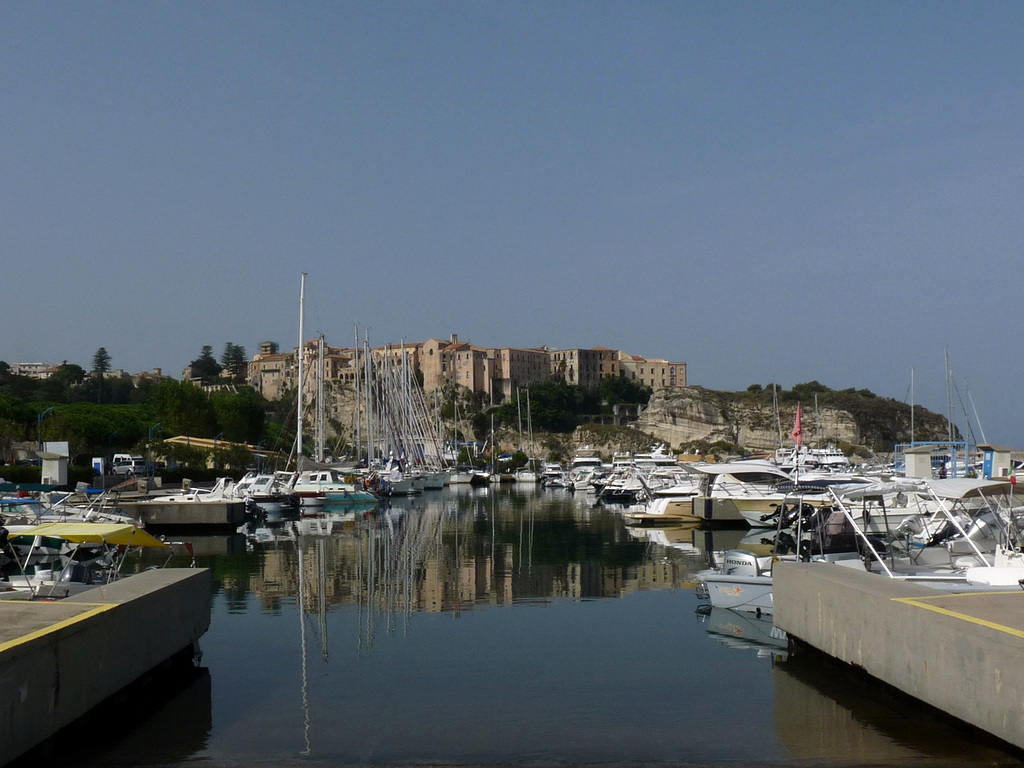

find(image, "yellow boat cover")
[15,522,169,548]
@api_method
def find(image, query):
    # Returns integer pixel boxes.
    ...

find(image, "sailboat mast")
[967,379,988,444]
[945,348,954,444]
[297,272,306,461]
[910,367,915,444]
[773,384,782,446]
[316,334,325,462]
[517,388,524,451]
[814,393,819,446]
[364,331,374,464]
[354,324,361,463]
[526,388,533,458]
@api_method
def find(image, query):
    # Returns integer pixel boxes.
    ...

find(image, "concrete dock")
[0,568,211,766]
[774,560,1024,752]
[120,499,246,527]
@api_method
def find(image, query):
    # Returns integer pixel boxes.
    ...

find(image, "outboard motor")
[60,561,91,583]
[722,549,762,577]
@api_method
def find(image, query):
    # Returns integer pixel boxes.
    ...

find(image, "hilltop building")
[9,362,55,379]
[619,355,685,389]
[246,332,686,404]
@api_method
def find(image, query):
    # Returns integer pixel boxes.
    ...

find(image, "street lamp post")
[257,439,267,473]
[213,432,224,469]
[105,430,118,490]
[148,423,161,478]
[37,407,55,453]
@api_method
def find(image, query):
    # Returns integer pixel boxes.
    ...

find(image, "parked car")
[112,457,148,476]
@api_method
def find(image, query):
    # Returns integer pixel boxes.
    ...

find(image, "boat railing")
[825,487,894,577]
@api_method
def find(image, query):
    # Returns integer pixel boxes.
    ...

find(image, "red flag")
[790,403,803,447]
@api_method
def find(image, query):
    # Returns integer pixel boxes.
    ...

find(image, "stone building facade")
[247,332,687,403]
[618,355,686,389]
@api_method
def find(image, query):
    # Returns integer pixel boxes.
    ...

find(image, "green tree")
[220,343,248,383]
[189,345,223,383]
[596,375,651,407]
[162,441,208,471]
[92,347,111,403]
[210,388,266,444]
[221,443,254,470]
[0,394,34,424]
[0,418,24,463]
[92,348,111,374]
[526,380,588,432]
[42,362,86,403]
[149,379,218,437]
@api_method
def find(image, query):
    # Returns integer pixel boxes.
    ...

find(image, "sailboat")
[513,388,539,484]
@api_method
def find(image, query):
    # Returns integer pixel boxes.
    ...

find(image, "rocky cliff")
[630,386,950,454]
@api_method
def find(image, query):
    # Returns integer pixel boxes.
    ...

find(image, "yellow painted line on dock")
[893,592,1024,638]
[0,602,119,653]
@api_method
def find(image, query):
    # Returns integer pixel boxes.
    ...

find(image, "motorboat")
[687,461,802,524]
[291,468,376,505]
[447,466,475,484]
[632,444,679,472]
[696,492,881,616]
[821,478,1024,588]
[773,445,852,473]
[598,470,645,504]
[1,521,179,600]
[232,471,301,519]
[540,463,568,488]
[624,490,700,525]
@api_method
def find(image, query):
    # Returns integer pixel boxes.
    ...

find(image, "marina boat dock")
[774,560,1024,752]
[0,568,211,766]
[118,498,246,527]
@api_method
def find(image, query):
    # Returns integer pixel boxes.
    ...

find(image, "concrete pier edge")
[774,560,1024,753]
[0,568,211,767]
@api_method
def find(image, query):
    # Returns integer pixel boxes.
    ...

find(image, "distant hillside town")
[8,361,172,388]
[240,334,687,402]
[9,335,686,405]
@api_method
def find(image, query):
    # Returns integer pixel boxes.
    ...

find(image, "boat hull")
[701,573,774,615]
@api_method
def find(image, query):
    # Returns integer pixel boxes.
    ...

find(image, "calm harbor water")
[25,485,1022,768]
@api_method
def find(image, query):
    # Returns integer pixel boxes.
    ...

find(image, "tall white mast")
[354,324,361,463]
[910,367,915,444]
[297,272,306,461]
[316,334,325,462]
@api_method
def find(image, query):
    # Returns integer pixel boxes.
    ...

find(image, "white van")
[112,456,147,476]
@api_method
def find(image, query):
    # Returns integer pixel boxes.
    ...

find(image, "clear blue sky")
[4,2,1023,445]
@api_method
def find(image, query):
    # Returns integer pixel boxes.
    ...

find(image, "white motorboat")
[696,494,877,616]
[291,468,372,505]
[447,466,475,485]
[686,461,802,524]
[1,521,177,600]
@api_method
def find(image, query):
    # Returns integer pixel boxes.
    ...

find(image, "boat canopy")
[835,478,1012,502]
[13,522,169,548]
[689,461,789,477]
[926,478,1014,499]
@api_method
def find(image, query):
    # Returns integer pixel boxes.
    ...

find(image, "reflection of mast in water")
[297,532,311,756]
[516,494,535,577]
[295,526,331,756]
[357,500,444,648]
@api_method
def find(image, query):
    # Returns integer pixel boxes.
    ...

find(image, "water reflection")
[239,486,712,628]
[773,652,1018,765]
[37,485,1024,767]
[696,604,789,658]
